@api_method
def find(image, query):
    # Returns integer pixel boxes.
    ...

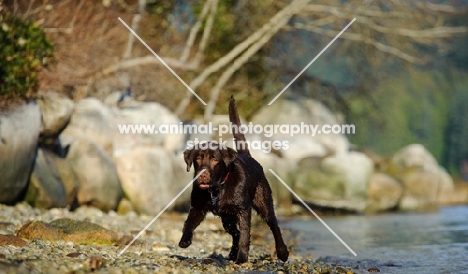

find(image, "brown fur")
[179,96,289,264]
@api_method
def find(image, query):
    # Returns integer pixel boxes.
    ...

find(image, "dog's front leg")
[235,209,252,264]
[179,207,207,248]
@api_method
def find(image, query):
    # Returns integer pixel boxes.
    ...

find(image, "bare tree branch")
[122,0,146,58]
[175,0,314,115]
[193,0,218,67]
[179,0,214,63]
[292,23,423,64]
[204,8,292,120]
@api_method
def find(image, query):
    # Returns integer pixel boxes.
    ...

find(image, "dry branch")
[175,0,314,115]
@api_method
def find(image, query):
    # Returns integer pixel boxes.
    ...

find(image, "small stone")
[66,252,86,259]
[89,255,103,270]
[152,243,170,252]
[0,234,27,247]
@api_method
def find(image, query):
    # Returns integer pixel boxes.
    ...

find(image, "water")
[282,206,468,273]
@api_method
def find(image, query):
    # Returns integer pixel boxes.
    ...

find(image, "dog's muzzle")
[197,169,211,189]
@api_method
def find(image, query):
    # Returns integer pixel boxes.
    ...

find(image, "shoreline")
[0,203,354,273]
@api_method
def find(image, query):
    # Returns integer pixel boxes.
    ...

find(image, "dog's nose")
[199,172,208,180]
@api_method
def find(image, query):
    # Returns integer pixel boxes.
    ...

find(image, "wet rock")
[0,235,27,247]
[0,102,41,204]
[366,173,403,212]
[65,137,123,211]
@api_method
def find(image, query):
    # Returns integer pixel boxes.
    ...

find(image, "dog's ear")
[183,148,196,172]
[221,147,237,167]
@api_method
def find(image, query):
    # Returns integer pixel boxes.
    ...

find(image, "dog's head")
[184,141,237,190]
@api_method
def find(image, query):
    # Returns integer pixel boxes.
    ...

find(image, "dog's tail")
[229,95,251,156]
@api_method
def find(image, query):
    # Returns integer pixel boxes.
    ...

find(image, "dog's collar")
[220,171,230,186]
[210,171,230,207]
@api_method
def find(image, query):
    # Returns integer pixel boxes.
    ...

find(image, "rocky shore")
[0,203,358,274]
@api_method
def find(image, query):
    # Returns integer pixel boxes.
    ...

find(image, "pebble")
[0,202,352,273]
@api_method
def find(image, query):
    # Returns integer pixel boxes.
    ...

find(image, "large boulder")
[366,173,403,213]
[114,100,185,155]
[385,144,454,211]
[0,102,41,204]
[251,99,349,159]
[25,148,68,209]
[294,152,374,212]
[114,146,192,215]
[65,137,123,211]
[389,144,439,173]
[37,92,74,137]
[61,98,115,155]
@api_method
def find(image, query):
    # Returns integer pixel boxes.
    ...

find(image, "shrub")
[0,14,54,98]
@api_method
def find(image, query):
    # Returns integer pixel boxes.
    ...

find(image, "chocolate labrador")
[179,96,289,264]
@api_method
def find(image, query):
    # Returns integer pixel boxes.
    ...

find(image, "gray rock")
[366,173,403,212]
[114,146,192,215]
[398,170,440,211]
[386,144,454,211]
[51,150,80,207]
[391,144,439,173]
[61,98,115,155]
[25,148,68,209]
[37,92,74,137]
[66,137,123,211]
[114,100,185,154]
[294,152,374,212]
[0,102,41,204]
[251,99,349,159]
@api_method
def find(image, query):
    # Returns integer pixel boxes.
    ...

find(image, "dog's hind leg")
[221,214,240,261]
[236,209,252,264]
[253,183,289,262]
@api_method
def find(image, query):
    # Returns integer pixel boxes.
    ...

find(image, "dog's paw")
[178,233,193,248]
[178,239,192,248]
[235,251,248,264]
[276,246,289,262]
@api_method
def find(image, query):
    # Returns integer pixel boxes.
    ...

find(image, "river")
[283,205,468,273]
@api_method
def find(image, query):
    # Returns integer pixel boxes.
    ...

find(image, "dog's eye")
[211,158,219,163]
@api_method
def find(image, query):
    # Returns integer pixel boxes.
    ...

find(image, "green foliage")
[442,75,468,174]
[0,14,54,98]
[348,69,457,162]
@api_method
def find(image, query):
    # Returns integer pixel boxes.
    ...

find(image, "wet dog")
[179,96,289,264]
